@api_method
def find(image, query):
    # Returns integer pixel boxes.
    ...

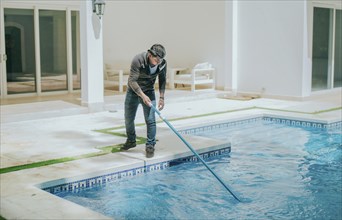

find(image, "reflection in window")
[39,10,67,92]
[312,7,341,91]
[72,11,81,90]
[5,9,36,94]
[312,7,332,91]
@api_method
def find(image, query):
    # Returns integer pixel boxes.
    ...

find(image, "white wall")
[237,1,308,97]
[102,1,227,89]
[102,1,315,97]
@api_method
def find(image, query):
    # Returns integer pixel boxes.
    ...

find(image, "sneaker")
[120,140,136,151]
[145,145,155,158]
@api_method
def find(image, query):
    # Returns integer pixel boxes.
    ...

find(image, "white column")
[80,0,104,112]
[224,1,232,92]
[302,1,311,97]
[224,0,238,95]
[34,6,41,95]
[232,0,238,95]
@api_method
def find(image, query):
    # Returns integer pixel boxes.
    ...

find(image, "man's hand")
[140,93,151,106]
[158,97,164,110]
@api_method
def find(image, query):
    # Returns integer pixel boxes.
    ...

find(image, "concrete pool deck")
[1,88,341,219]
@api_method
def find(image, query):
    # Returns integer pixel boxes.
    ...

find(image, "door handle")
[0,54,7,62]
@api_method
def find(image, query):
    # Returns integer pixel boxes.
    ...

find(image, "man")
[120,44,167,158]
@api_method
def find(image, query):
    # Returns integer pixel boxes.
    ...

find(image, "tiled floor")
[0,88,341,219]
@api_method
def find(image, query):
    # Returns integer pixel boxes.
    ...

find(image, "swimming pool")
[51,117,341,219]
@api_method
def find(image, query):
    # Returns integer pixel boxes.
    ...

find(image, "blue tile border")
[262,116,341,129]
[41,145,231,194]
[169,147,231,166]
[179,116,341,135]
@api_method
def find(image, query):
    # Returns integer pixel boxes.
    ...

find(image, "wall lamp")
[92,0,106,19]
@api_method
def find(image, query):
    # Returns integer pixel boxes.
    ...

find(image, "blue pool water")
[56,120,342,219]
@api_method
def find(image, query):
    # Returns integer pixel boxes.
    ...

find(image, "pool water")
[56,121,342,220]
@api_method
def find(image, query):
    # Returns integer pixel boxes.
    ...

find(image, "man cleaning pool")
[120,44,167,158]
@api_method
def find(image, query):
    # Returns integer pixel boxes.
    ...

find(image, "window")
[4,8,36,94]
[2,6,80,96]
[312,7,342,91]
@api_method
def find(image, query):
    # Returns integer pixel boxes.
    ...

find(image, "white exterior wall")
[237,1,308,98]
[102,1,315,97]
[102,1,227,89]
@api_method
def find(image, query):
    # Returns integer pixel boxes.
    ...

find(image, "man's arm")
[128,56,143,95]
[128,55,151,106]
[158,61,167,110]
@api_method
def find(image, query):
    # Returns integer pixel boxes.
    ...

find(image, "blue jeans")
[124,88,156,146]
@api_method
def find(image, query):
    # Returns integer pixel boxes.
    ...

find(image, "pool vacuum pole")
[149,104,241,202]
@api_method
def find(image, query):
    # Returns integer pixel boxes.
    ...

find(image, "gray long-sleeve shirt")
[128,52,167,95]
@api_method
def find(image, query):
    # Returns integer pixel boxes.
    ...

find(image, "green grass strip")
[256,106,342,115]
[312,106,342,114]
[0,135,147,174]
[95,122,146,134]
[166,107,257,122]
[96,107,257,133]
[0,152,101,174]
[0,145,118,174]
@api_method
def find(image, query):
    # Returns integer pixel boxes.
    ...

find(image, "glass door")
[39,10,67,92]
[2,6,80,96]
[4,8,36,94]
[312,7,342,91]
[333,9,341,88]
